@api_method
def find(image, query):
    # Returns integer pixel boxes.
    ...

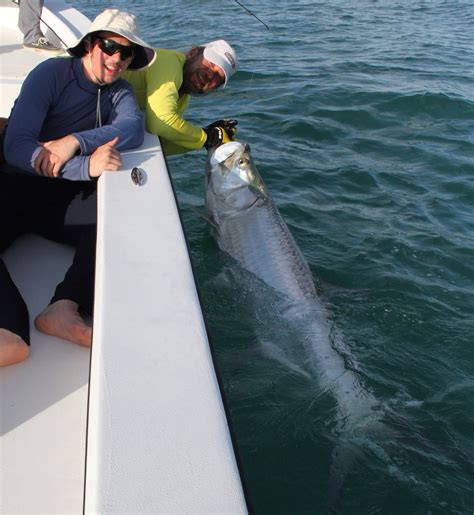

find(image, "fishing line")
[233,0,269,31]
[242,71,255,99]
[229,2,269,98]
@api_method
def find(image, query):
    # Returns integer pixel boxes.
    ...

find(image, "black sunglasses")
[96,37,135,61]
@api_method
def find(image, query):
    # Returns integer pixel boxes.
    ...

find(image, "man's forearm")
[60,155,92,181]
[146,111,206,150]
[74,88,145,154]
[73,118,144,154]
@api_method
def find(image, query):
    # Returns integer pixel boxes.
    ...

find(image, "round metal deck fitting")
[131,167,146,186]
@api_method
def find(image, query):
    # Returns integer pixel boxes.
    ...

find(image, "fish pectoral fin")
[207,216,220,232]
[190,205,219,230]
[190,204,209,220]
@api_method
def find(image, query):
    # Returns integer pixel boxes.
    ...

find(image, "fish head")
[206,141,269,214]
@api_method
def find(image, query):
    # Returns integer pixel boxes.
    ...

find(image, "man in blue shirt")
[0,8,155,366]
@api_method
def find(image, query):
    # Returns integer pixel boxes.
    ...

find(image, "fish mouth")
[218,182,264,202]
[218,183,248,203]
[209,179,265,213]
[224,188,267,214]
[223,196,261,218]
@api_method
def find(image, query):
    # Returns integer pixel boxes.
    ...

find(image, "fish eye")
[238,158,249,166]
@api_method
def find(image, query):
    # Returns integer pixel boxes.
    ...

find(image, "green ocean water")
[76,1,473,512]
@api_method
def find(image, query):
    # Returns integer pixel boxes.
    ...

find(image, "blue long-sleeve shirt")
[4,57,144,180]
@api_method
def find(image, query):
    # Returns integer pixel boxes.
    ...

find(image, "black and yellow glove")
[206,119,238,138]
[203,126,231,150]
[203,119,238,150]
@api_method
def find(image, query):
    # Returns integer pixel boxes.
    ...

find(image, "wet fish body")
[204,142,374,420]
[205,141,316,300]
[205,142,383,499]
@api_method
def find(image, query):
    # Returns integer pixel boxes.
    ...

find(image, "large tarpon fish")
[205,141,316,300]
[204,141,378,421]
[204,141,386,503]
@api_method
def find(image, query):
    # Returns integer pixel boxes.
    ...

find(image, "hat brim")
[68,30,155,71]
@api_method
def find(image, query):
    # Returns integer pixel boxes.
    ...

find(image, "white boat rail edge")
[86,136,248,513]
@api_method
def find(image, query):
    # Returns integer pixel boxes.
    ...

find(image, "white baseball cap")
[68,8,156,71]
[203,39,238,87]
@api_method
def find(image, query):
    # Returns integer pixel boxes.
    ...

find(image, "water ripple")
[73,0,474,512]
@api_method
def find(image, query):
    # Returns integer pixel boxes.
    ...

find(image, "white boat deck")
[2,237,89,513]
[0,1,247,513]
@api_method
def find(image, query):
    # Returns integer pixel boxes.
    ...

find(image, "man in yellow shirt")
[123,39,238,155]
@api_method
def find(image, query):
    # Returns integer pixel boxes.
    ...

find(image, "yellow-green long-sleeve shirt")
[122,49,207,155]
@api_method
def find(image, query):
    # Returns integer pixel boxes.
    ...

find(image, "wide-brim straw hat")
[67,8,156,71]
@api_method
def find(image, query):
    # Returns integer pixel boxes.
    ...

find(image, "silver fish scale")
[216,198,317,301]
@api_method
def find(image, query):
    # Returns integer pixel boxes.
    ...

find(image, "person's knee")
[0,329,30,367]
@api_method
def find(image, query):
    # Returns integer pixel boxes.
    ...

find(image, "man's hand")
[204,122,239,150]
[205,119,238,141]
[204,126,228,150]
[89,137,122,178]
[34,135,80,177]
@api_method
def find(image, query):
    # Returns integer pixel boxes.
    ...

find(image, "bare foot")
[0,329,29,367]
[35,300,92,347]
